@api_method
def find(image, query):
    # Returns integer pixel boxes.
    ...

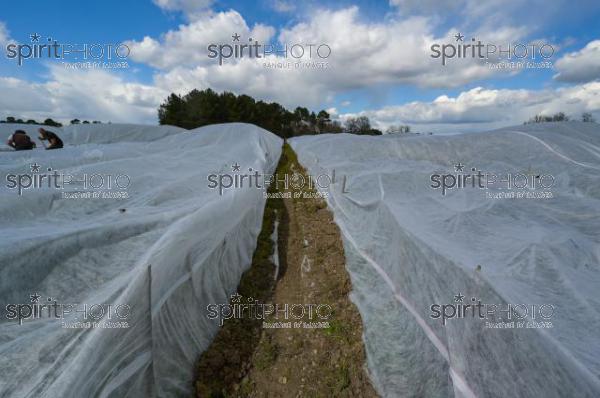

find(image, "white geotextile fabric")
[0,123,282,397]
[291,121,600,398]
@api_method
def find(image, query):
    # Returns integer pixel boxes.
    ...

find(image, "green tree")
[293,107,310,122]
[44,118,62,127]
[156,88,381,139]
[582,112,595,122]
[158,93,186,126]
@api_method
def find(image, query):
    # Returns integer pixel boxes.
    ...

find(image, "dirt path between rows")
[195,144,378,398]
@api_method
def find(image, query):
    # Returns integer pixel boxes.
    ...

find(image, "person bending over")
[38,128,63,150]
[6,130,36,151]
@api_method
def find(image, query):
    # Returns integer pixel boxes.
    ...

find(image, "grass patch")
[324,319,352,343]
[320,359,352,395]
[254,335,278,371]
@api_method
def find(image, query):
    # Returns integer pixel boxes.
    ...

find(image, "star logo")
[232,162,241,172]
[30,293,41,303]
[30,33,41,42]
[454,162,464,172]
[454,293,465,303]
[30,163,41,173]
[232,33,241,42]
[454,32,464,42]
[230,292,242,303]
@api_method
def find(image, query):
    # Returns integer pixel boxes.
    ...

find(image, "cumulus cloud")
[4,65,598,132]
[0,77,54,115]
[276,7,511,88]
[554,40,600,83]
[0,66,167,124]
[326,107,338,116]
[345,83,600,132]
[1,5,596,131]
[126,10,275,70]
[153,60,333,110]
[124,6,528,112]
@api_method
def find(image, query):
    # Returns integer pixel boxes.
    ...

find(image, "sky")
[1,0,600,133]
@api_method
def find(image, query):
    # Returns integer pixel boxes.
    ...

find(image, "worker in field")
[6,130,36,151]
[38,127,63,150]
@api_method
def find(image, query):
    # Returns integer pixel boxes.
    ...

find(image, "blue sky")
[1,0,599,132]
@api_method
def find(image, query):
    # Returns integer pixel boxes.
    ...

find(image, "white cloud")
[4,67,598,132]
[389,0,462,15]
[152,0,213,20]
[0,77,54,116]
[0,66,166,124]
[0,21,11,46]
[119,6,559,115]
[277,7,498,89]
[127,5,531,113]
[1,6,596,131]
[346,83,600,132]
[271,0,295,13]
[126,10,275,70]
[391,0,565,32]
[554,40,600,83]
[152,60,332,110]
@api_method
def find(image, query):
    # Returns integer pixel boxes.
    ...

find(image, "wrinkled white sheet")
[0,123,282,397]
[291,121,600,398]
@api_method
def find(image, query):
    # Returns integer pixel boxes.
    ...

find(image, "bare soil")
[195,144,378,398]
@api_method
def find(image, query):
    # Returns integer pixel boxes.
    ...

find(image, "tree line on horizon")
[157,89,383,138]
[524,112,596,124]
[0,116,104,127]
